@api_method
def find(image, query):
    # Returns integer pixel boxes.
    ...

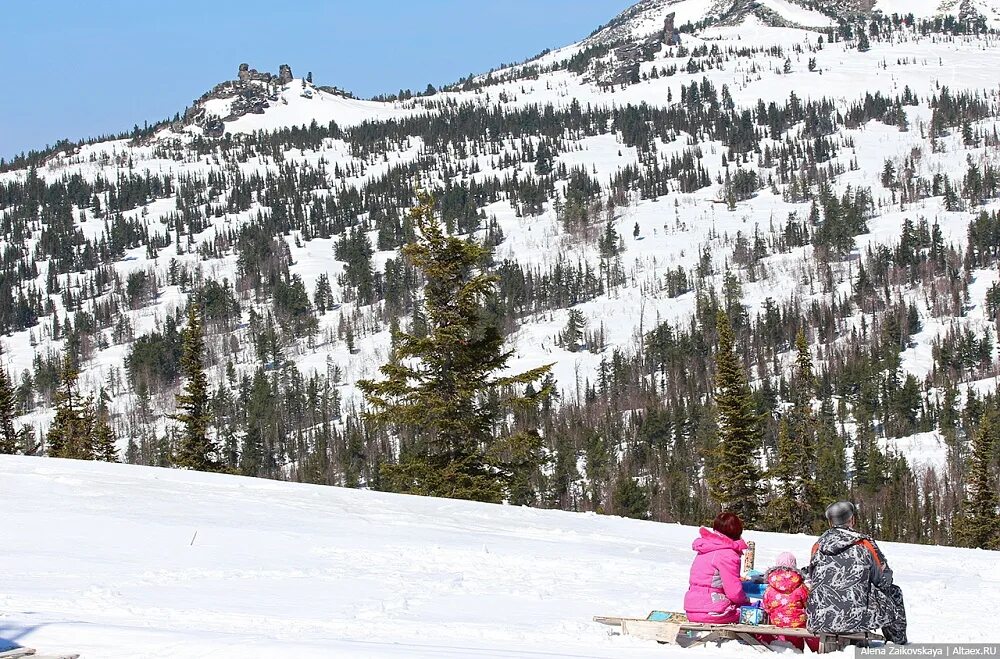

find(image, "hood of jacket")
[816,526,871,555]
[766,566,804,593]
[692,527,748,555]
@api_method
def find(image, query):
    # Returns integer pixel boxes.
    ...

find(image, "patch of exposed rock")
[175,63,295,136]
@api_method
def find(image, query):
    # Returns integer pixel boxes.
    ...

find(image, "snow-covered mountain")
[2,0,1000,542]
[1,454,994,658]
[583,0,1000,40]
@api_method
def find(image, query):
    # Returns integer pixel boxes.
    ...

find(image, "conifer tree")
[792,330,822,525]
[765,418,803,532]
[613,468,650,520]
[815,400,847,499]
[709,310,762,524]
[47,353,95,460]
[0,347,21,454]
[765,334,822,532]
[954,408,1000,549]
[93,394,118,462]
[360,193,552,503]
[857,28,871,52]
[173,304,219,471]
[560,309,586,352]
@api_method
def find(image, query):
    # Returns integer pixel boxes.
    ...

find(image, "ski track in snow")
[1,455,998,658]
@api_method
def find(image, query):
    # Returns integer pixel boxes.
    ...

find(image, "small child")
[762,552,819,652]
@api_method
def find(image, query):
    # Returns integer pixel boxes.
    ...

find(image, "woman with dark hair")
[683,512,751,624]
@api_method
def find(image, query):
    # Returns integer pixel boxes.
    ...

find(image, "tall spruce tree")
[765,418,803,532]
[765,331,821,532]
[360,193,552,503]
[709,310,763,524]
[814,397,848,506]
[0,346,21,454]
[93,394,118,462]
[792,330,822,526]
[173,304,219,471]
[954,408,1000,549]
[560,309,586,352]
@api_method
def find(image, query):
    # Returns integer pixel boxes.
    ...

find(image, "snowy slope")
[197,80,416,135]
[1,455,997,658]
[5,11,1000,476]
[876,0,1000,26]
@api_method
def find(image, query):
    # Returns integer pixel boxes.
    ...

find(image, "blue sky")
[0,0,634,160]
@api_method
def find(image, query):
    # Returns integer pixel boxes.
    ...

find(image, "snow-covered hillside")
[4,0,1000,549]
[0,455,995,658]
[7,13,998,464]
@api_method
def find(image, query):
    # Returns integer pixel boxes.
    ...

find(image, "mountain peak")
[585,0,842,43]
[585,0,1000,42]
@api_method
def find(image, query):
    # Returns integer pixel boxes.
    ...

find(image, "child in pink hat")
[762,552,819,652]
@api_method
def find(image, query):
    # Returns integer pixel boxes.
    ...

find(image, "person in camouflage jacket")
[805,501,908,644]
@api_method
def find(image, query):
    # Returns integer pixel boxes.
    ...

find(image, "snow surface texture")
[1,455,997,658]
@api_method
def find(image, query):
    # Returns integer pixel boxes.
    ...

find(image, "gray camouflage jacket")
[805,526,896,634]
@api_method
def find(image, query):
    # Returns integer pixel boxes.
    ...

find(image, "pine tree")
[857,28,870,52]
[792,330,822,525]
[92,394,118,462]
[709,310,763,524]
[360,193,552,503]
[613,469,650,520]
[954,408,1000,549]
[0,347,21,454]
[813,399,847,511]
[560,309,586,352]
[765,418,803,532]
[173,304,219,471]
[47,353,95,460]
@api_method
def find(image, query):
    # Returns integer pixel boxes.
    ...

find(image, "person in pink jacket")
[683,512,750,624]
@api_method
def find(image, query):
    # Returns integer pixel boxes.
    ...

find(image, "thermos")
[742,540,756,578]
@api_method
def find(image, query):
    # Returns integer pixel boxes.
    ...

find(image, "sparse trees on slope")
[709,310,763,525]
[360,193,552,503]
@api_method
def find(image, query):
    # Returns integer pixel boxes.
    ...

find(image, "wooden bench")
[594,614,883,654]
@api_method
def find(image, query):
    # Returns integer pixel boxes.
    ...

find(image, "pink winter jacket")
[762,567,809,628]
[683,527,750,624]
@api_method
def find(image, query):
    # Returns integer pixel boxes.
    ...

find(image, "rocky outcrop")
[175,63,297,136]
[238,63,276,84]
[663,12,679,45]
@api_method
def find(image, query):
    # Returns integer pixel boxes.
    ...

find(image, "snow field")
[2,455,998,658]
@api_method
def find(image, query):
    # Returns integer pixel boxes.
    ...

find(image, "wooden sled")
[0,647,80,659]
[594,612,883,654]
